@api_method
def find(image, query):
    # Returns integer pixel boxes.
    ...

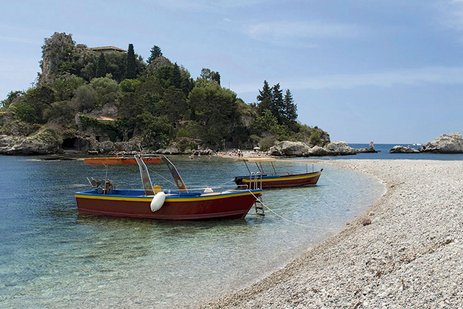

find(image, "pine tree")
[271,83,284,124]
[171,63,181,88]
[147,45,162,64]
[211,71,220,85]
[283,89,298,129]
[126,43,136,79]
[96,53,106,77]
[257,80,272,115]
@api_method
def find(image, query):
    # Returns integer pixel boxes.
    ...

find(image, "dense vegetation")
[0,32,329,152]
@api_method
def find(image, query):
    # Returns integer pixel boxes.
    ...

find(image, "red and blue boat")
[234,158,322,189]
[75,155,262,220]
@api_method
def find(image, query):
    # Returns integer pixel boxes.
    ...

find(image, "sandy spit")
[202,159,463,308]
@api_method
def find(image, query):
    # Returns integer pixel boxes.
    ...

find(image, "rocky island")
[389,133,463,154]
[0,32,330,156]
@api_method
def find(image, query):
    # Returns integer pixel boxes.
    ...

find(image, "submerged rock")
[421,133,463,153]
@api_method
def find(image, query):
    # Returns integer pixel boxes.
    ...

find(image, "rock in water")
[324,141,356,155]
[390,145,420,153]
[420,133,463,153]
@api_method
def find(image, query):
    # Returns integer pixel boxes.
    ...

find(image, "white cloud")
[233,66,463,93]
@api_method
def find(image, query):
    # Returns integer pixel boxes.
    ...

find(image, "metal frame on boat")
[234,158,322,189]
[75,155,262,220]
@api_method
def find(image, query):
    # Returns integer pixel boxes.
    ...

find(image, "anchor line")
[247,190,311,228]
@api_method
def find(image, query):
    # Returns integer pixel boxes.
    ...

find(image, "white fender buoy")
[150,192,166,212]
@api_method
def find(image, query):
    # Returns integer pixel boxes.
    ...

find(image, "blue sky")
[1,0,463,143]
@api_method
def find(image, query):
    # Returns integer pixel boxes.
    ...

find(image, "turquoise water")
[0,155,383,308]
[347,144,463,160]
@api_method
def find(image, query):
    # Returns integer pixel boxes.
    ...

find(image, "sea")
[0,149,459,307]
[344,143,463,160]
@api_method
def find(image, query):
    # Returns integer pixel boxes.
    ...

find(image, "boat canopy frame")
[242,157,317,177]
[84,154,188,195]
[243,159,277,176]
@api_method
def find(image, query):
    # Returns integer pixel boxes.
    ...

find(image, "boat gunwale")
[75,189,262,202]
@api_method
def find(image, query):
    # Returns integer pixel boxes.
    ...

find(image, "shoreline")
[202,159,463,308]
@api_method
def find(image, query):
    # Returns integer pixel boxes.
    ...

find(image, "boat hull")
[235,171,321,189]
[75,189,261,220]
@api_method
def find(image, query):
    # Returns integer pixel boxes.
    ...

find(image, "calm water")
[0,155,384,308]
[346,143,463,160]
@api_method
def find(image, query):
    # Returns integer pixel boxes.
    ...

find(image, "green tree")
[89,76,119,107]
[96,53,107,77]
[73,85,98,112]
[126,43,136,79]
[188,81,241,148]
[257,80,272,115]
[200,68,221,85]
[283,89,298,129]
[82,51,131,82]
[252,109,278,134]
[171,63,182,88]
[43,100,76,124]
[120,79,141,92]
[117,76,164,139]
[21,85,55,123]
[1,91,24,108]
[136,112,172,148]
[12,102,39,123]
[104,52,128,82]
[271,83,284,124]
[159,86,187,125]
[50,74,85,101]
[147,45,162,64]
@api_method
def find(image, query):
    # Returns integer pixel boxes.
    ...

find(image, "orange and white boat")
[83,156,161,165]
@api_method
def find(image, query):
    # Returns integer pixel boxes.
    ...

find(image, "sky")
[1,0,463,143]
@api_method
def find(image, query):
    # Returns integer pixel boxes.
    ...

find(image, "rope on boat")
[151,170,178,188]
[247,190,311,228]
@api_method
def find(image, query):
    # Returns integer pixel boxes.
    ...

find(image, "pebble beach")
[203,159,463,308]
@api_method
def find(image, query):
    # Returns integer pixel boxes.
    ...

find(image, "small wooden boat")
[83,156,161,165]
[234,158,322,189]
[75,155,262,220]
